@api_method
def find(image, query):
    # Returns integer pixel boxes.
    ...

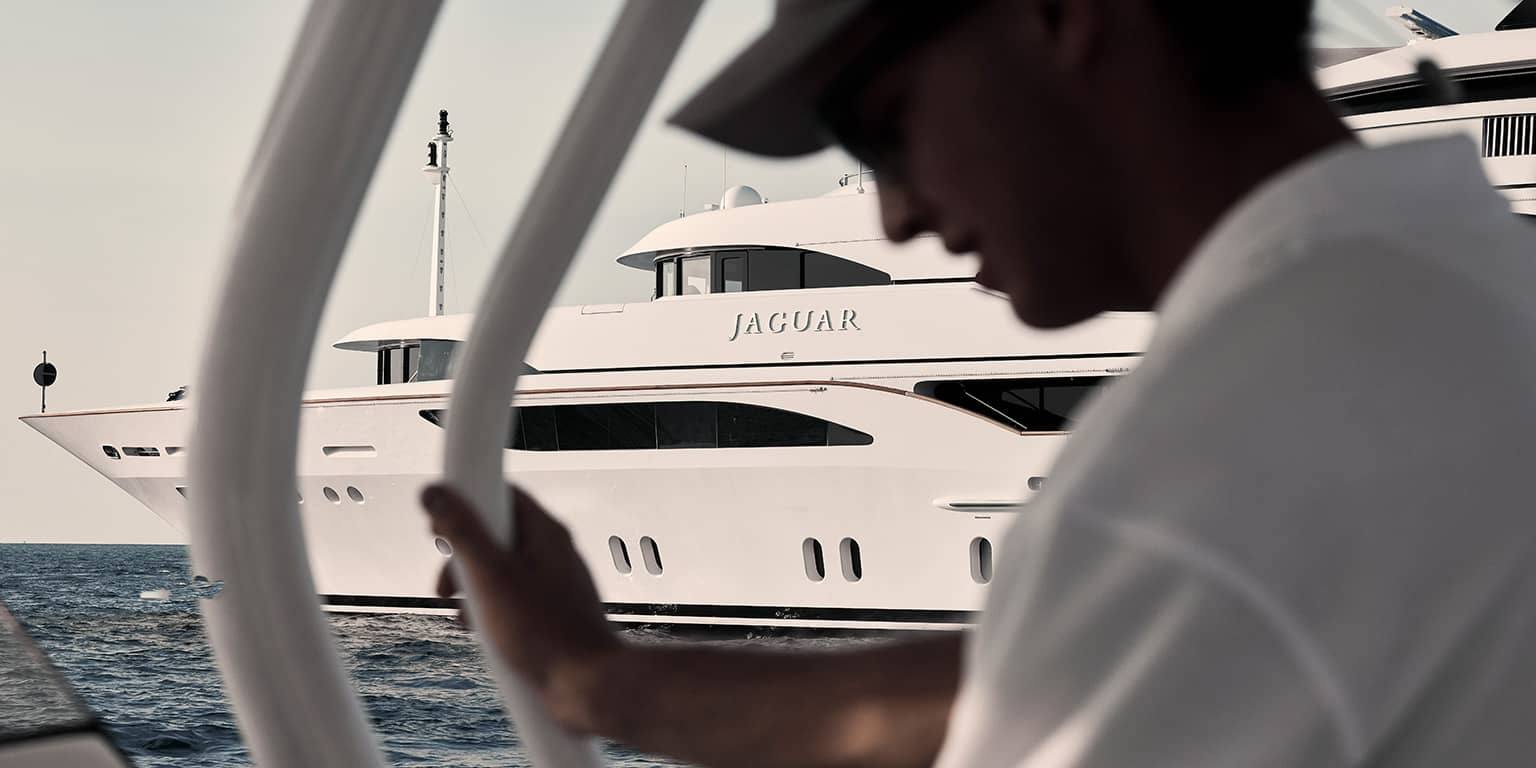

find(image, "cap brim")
[668,2,872,158]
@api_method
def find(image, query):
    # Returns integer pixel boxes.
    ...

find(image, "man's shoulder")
[1053,234,1536,517]
[1152,229,1536,390]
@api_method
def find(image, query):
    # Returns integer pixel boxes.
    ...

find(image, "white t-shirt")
[935,137,1536,768]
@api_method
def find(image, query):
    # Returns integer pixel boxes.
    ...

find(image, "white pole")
[187,2,438,766]
[441,2,702,766]
[428,110,452,316]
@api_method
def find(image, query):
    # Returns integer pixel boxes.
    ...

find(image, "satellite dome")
[720,184,765,209]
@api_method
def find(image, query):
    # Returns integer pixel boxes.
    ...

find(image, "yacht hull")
[22,367,1111,631]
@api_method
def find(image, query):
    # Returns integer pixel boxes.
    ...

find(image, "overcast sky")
[0,0,1516,543]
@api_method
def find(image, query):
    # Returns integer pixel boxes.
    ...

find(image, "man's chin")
[1011,294,1097,330]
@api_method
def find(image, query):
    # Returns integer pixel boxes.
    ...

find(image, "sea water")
[0,543,861,767]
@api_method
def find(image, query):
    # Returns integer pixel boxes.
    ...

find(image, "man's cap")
[668,0,875,158]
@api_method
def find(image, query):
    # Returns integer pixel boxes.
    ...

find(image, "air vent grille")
[1483,114,1536,158]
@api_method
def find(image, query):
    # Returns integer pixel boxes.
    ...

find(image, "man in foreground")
[424,1,1536,765]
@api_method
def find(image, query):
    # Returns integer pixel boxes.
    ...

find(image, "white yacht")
[23,165,1152,631]
[21,4,1536,632]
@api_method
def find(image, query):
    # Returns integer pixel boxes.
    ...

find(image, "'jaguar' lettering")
[728,308,864,341]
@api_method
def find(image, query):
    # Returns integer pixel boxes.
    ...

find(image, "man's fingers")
[436,562,458,599]
[510,485,573,555]
[422,484,507,569]
[432,564,472,630]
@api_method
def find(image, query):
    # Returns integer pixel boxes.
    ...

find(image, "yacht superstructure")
[22,5,1536,631]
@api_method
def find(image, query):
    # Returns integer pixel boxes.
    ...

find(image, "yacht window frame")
[718,252,746,293]
[402,344,418,383]
[658,258,679,297]
[378,347,394,385]
[680,254,711,296]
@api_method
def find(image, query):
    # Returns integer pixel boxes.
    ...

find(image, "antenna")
[423,110,453,316]
[680,163,688,217]
[721,148,727,199]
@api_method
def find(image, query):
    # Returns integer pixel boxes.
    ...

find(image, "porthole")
[175,486,188,499]
[839,538,863,582]
[297,490,304,504]
[970,537,994,584]
[802,538,825,582]
[639,536,663,575]
[608,536,632,575]
[101,446,121,460]
[346,486,365,504]
[322,487,341,504]
[121,446,160,457]
[1027,476,1046,492]
[434,537,453,556]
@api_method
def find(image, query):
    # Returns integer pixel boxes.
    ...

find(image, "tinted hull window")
[919,376,1107,431]
[423,401,872,451]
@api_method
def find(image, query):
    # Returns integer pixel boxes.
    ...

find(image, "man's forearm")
[577,633,962,768]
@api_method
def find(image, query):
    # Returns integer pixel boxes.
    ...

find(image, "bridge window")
[659,259,679,297]
[803,250,888,289]
[375,340,513,384]
[653,247,890,297]
[420,401,874,451]
[748,249,802,291]
[918,376,1106,432]
[378,347,393,384]
[681,255,711,295]
[721,254,745,292]
[403,345,418,383]
[377,344,417,384]
[417,340,458,381]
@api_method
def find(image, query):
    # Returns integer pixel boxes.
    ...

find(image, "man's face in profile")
[836,2,1140,329]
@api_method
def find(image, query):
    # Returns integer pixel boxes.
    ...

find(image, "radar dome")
[720,185,765,209]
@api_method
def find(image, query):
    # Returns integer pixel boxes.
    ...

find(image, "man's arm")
[423,485,960,768]
[585,635,959,768]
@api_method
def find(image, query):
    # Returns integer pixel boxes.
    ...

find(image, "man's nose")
[877,183,928,243]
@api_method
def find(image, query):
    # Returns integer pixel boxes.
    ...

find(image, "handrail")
[441,2,701,766]
[187,2,439,766]
[189,0,700,766]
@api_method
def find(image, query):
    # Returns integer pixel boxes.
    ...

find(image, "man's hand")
[422,483,618,732]
[423,483,961,768]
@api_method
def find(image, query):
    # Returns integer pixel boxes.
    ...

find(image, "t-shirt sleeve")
[934,516,1356,768]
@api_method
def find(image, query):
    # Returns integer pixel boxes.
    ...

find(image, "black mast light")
[33,351,57,413]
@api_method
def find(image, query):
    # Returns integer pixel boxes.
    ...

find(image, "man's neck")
[1118,83,1356,307]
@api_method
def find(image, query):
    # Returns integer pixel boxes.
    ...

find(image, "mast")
[424,110,453,316]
